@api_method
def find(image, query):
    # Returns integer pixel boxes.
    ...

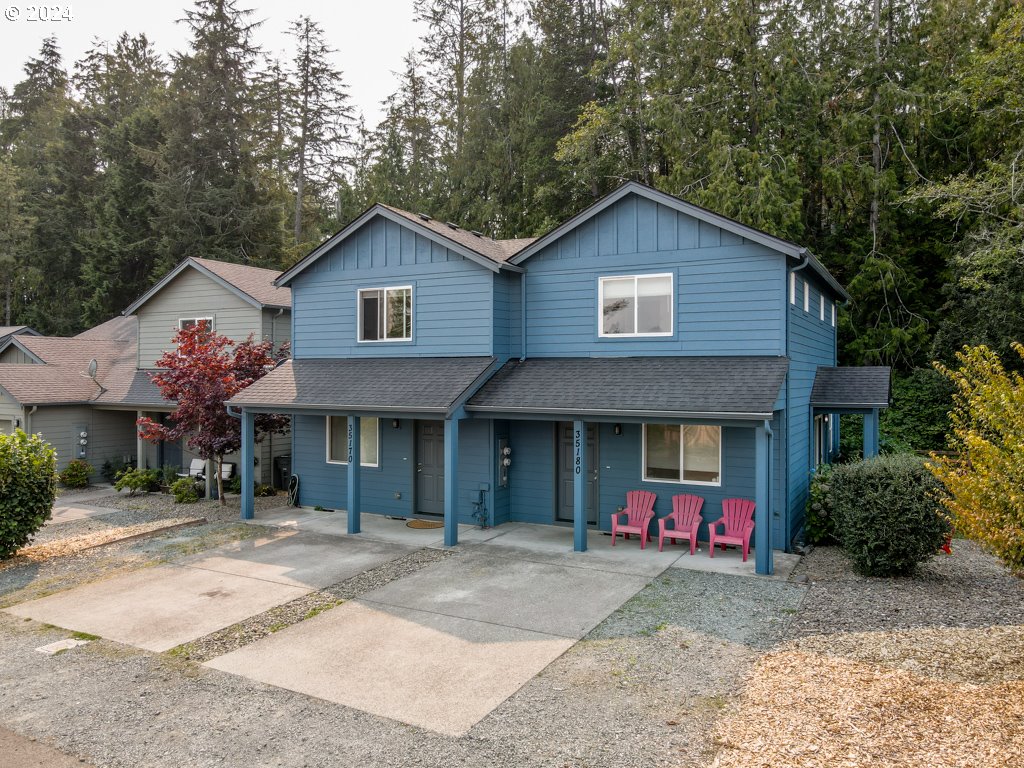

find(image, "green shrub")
[881,368,954,453]
[100,457,133,484]
[59,459,92,489]
[160,464,179,487]
[0,430,57,558]
[114,467,160,496]
[255,483,277,498]
[831,453,950,576]
[806,463,838,545]
[171,477,200,504]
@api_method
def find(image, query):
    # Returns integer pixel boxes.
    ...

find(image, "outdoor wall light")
[392,418,401,429]
[613,424,622,436]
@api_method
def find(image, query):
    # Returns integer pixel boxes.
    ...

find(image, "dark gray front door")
[416,420,445,515]
[556,422,598,524]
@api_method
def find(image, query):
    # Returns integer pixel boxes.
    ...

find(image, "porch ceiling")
[466,356,789,420]
[227,356,498,414]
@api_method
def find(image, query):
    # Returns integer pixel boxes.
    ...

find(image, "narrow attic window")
[789,272,796,305]
[179,317,213,331]
[820,294,826,322]
[803,279,810,313]
[831,301,836,327]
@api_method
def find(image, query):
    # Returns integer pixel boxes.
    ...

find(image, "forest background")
[2,0,1021,451]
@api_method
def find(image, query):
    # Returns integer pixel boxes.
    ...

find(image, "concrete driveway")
[4,531,414,652]
[204,535,665,736]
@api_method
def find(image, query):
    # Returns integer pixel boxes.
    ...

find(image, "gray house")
[0,257,292,485]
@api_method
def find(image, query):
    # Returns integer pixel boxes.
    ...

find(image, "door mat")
[406,519,444,529]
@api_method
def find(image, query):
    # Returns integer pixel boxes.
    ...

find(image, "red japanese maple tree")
[137,322,289,505]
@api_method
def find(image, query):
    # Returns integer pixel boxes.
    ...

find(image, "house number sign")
[574,428,582,475]
[347,422,354,464]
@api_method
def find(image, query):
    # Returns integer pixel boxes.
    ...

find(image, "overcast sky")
[0,0,423,127]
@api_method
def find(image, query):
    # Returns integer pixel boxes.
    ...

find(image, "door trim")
[413,419,445,517]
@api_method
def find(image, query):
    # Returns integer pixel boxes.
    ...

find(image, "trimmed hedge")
[0,430,57,559]
[832,453,950,576]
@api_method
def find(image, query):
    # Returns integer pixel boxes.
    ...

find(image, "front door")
[416,420,445,515]
[556,422,598,524]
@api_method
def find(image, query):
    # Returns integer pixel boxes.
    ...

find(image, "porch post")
[347,415,361,534]
[240,410,254,520]
[135,410,145,469]
[754,422,773,575]
[863,408,879,458]
[572,419,587,553]
[443,417,459,547]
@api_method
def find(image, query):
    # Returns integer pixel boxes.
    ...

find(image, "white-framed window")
[358,286,412,342]
[803,279,810,313]
[179,317,213,331]
[830,301,836,327]
[789,272,796,305]
[820,294,826,321]
[642,423,722,485]
[598,273,673,337]
[326,416,380,467]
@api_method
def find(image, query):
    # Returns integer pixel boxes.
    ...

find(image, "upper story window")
[599,274,673,337]
[326,416,380,466]
[830,301,836,327]
[179,317,213,331]
[803,279,810,313]
[643,423,722,485]
[358,286,412,342]
[789,272,796,305]
[820,294,826,322]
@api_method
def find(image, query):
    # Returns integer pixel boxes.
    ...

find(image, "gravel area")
[88,492,287,523]
[787,541,1024,637]
[31,508,184,546]
[0,563,801,768]
[172,548,454,662]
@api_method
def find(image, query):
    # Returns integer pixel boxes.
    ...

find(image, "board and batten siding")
[136,267,265,368]
[0,346,37,364]
[786,271,838,541]
[523,193,787,357]
[290,216,495,359]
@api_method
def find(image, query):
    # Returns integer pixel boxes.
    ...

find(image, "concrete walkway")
[4,531,414,652]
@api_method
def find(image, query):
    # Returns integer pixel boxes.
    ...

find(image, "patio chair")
[659,494,704,554]
[219,463,235,480]
[707,498,755,561]
[176,458,206,480]
[610,490,657,549]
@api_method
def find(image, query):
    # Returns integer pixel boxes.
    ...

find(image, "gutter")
[465,405,775,420]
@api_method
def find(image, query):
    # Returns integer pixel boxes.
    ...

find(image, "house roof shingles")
[380,205,535,265]
[228,357,496,413]
[0,338,139,405]
[75,315,138,341]
[467,356,790,419]
[191,257,292,308]
[810,366,891,409]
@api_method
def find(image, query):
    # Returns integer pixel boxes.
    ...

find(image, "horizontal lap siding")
[137,268,262,369]
[291,414,489,525]
[292,218,494,358]
[525,194,786,357]
[508,421,555,524]
[787,275,837,542]
[493,273,521,361]
[31,406,137,478]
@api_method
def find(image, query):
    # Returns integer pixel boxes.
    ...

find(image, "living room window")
[642,424,721,485]
[326,416,380,466]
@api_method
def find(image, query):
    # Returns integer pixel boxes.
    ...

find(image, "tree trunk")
[216,455,226,507]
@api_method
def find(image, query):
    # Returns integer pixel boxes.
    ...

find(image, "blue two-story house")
[230,182,890,575]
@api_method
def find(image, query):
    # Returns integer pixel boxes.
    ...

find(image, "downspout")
[519,271,527,362]
[785,252,810,551]
[268,307,285,485]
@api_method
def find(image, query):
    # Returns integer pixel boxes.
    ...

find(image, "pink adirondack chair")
[659,494,705,554]
[707,498,756,561]
[610,490,657,548]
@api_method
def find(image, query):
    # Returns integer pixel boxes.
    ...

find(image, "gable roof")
[123,257,292,316]
[276,204,531,286]
[811,366,891,410]
[508,181,850,302]
[467,356,789,420]
[0,325,40,340]
[0,337,138,406]
[75,315,138,341]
